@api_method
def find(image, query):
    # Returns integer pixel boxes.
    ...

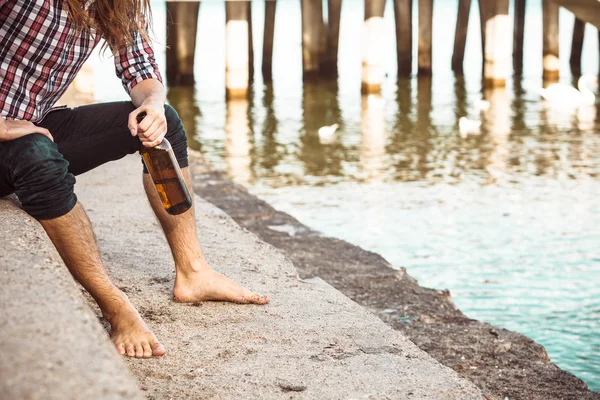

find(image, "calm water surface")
[92,0,600,390]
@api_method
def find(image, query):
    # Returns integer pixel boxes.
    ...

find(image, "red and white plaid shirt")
[0,0,163,122]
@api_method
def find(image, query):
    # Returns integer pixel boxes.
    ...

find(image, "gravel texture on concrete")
[0,197,142,400]
[68,155,485,399]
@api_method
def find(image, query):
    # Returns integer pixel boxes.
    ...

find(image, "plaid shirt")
[0,0,163,122]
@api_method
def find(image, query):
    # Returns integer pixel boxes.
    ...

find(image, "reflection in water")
[256,84,281,172]
[225,99,252,185]
[482,87,510,184]
[166,86,202,151]
[360,94,386,182]
[300,81,344,178]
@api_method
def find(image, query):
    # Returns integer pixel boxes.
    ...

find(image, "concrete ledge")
[0,197,142,400]
[72,155,485,399]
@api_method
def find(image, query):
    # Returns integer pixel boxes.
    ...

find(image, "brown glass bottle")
[137,112,192,215]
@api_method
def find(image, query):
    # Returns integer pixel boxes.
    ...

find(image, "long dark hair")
[63,0,153,54]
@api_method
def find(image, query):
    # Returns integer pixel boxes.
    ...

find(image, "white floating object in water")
[318,123,339,144]
[540,74,597,107]
[459,117,481,138]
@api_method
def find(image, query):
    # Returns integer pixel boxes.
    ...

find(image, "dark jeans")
[0,101,189,220]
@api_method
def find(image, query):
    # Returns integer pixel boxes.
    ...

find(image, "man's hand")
[0,118,53,142]
[128,99,166,148]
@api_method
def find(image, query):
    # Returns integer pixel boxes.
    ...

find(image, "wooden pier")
[165,0,600,96]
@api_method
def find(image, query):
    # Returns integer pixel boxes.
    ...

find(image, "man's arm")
[114,24,167,148]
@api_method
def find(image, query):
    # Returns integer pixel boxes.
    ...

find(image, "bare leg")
[143,168,269,304]
[40,203,166,357]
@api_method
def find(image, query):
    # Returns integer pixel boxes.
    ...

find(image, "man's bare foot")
[173,267,270,305]
[104,297,166,358]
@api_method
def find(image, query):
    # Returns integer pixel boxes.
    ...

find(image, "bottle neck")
[141,138,171,153]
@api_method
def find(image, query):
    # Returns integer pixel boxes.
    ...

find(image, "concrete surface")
[0,197,142,400]
[0,153,485,399]
[73,154,485,399]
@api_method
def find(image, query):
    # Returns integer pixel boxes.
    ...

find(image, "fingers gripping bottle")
[137,112,192,215]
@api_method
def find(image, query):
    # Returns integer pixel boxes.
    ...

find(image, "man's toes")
[141,342,153,358]
[151,341,166,357]
[125,344,136,357]
[115,343,126,355]
[134,344,144,358]
[241,294,270,305]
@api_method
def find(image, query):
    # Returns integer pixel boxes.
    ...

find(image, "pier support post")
[570,18,585,76]
[322,0,343,76]
[301,0,325,79]
[226,2,251,99]
[542,0,559,81]
[513,0,526,75]
[362,0,386,93]
[248,2,254,82]
[478,0,490,63]
[483,0,510,88]
[394,0,412,77]
[418,0,433,75]
[452,0,471,74]
[166,2,200,86]
[262,0,277,81]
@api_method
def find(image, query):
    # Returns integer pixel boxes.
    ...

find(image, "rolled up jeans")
[0,101,189,220]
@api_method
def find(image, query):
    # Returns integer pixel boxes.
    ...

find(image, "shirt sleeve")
[113,25,163,94]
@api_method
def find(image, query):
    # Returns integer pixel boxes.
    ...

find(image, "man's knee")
[11,134,77,220]
[164,104,189,169]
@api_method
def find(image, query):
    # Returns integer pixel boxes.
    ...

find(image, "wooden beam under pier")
[248,2,254,82]
[513,0,526,75]
[301,0,325,79]
[322,0,343,76]
[570,18,585,76]
[166,2,200,86]
[225,2,251,98]
[477,0,490,63]
[483,0,510,87]
[262,0,277,81]
[394,0,412,77]
[542,0,560,81]
[452,0,471,74]
[362,0,386,93]
[417,0,433,75]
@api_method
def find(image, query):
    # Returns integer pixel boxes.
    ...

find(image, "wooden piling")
[225,2,250,99]
[262,0,277,81]
[483,0,510,87]
[394,0,412,77]
[301,0,325,79]
[166,2,200,86]
[248,2,254,82]
[452,0,471,74]
[418,0,433,75]
[513,0,526,75]
[478,0,490,60]
[322,0,343,76]
[570,18,585,76]
[362,0,386,93]
[542,0,560,80]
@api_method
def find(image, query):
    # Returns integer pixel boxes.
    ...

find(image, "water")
[89,0,600,390]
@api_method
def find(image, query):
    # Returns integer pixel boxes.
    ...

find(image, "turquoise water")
[90,0,600,390]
